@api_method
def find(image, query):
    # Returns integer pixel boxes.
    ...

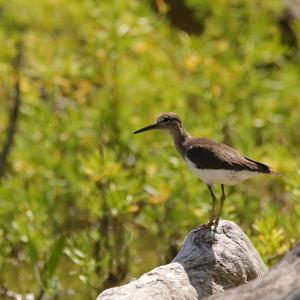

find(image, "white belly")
[185,158,258,185]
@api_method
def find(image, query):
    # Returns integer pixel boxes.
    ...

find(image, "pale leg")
[207,184,217,226]
[214,184,226,227]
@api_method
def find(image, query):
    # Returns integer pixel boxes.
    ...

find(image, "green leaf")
[27,238,39,266]
[27,238,43,286]
[45,236,65,280]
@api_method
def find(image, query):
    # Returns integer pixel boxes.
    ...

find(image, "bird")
[133,112,275,229]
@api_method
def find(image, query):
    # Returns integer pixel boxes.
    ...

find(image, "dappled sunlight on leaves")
[0,0,299,298]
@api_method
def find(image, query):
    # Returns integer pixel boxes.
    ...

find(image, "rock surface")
[97,220,267,300]
[209,242,300,300]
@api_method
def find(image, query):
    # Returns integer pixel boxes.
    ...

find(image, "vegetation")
[0,0,299,298]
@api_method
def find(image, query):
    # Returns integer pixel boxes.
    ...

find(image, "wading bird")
[133,112,274,229]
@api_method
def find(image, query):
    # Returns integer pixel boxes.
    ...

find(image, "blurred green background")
[0,0,300,299]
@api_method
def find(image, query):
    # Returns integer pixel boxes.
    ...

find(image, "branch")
[97,220,267,299]
[0,40,23,178]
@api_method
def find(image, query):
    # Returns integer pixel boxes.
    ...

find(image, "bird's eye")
[162,117,170,122]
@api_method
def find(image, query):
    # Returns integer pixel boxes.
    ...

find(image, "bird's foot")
[205,218,221,232]
[212,217,221,232]
[205,220,216,230]
[214,217,221,226]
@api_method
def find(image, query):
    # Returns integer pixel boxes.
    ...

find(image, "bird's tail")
[245,157,279,175]
[269,168,281,176]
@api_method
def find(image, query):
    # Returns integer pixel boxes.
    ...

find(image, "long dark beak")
[133,123,159,134]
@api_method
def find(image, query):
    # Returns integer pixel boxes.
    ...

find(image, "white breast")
[185,158,258,185]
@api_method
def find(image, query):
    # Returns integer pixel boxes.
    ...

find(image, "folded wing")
[185,138,271,173]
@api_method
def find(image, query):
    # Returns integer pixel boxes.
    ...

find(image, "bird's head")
[133,112,182,134]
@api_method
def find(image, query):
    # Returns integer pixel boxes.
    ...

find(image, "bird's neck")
[168,126,189,158]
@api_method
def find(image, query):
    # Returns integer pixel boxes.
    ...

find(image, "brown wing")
[185,138,271,173]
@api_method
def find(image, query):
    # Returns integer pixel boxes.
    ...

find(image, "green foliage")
[0,0,300,298]
[26,235,65,296]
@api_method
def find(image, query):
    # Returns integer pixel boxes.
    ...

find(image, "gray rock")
[97,220,267,300]
[209,242,300,300]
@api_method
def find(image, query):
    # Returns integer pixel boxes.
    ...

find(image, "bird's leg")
[214,184,226,227]
[207,184,217,227]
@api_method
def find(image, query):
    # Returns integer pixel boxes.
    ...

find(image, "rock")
[97,220,267,300]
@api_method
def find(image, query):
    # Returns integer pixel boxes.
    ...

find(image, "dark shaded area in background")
[152,0,207,35]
